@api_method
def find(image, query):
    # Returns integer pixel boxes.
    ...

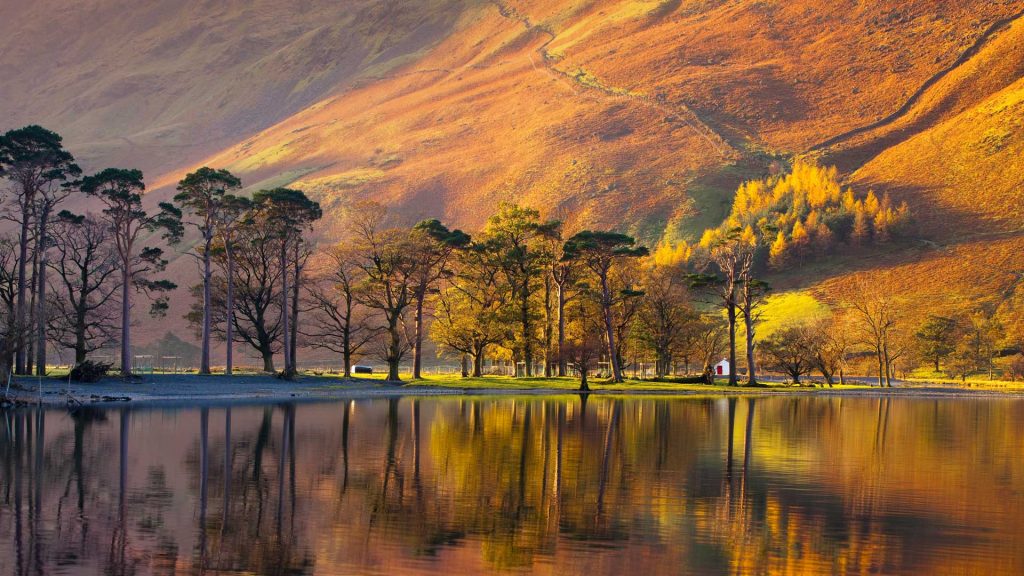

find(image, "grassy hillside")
[3,0,1022,343]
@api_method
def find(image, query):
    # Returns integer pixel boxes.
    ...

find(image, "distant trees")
[634,265,694,378]
[759,325,813,384]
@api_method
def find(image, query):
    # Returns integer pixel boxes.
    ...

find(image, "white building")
[714,358,730,376]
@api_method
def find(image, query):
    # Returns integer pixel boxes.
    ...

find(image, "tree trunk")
[876,350,884,387]
[120,262,131,376]
[883,343,892,388]
[578,365,589,392]
[261,351,275,374]
[556,282,567,377]
[280,241,291,376]
[461,354,468,378]
[601,273,623,383]
[472,351,483,378]
[387,313,401,382]
[290,249,300,371]
[200,234,212,374]
[543,275,552,377]
[743,308,756,386]
[15,211,30,375]
[26,248,38,375]
[225,245,234,376]
[74,310,87,365]
[35,209,49,376]
[413,296,424,379]
[521,285,532,377]
[727,300,737,386]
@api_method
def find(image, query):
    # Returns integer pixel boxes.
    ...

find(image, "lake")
[1,395,1022,575]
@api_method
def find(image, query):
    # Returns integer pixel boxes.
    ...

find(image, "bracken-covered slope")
[3,0,1024,335]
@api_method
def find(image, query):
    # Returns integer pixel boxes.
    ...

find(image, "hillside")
[2,0,1023,344]
[0,0,472,175]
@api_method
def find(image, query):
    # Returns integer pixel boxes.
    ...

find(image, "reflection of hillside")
[2,396,1024,574]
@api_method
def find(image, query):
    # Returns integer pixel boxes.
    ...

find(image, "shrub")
[69,360,113,383]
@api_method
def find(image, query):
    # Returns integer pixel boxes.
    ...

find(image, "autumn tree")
[430,242,508,377]
[692,226,756,386]
[197,213,282,372]
[0,125,80,374]
[802,318,849,387]
[174,167,242,374]
[847,279,902,387]
[215,194,252,375]
[351,203,417,382]
[563,231,648,383]
[635,264,694,377]
[408,219,469,379]
[477,203,558,376]
[46,211,120,364]
[759,325,813,384]
[80,168,182,376]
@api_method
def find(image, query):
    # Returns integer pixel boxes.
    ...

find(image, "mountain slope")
[0,0,473,175]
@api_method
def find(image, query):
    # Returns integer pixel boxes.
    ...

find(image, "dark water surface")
[1,395,1023,575]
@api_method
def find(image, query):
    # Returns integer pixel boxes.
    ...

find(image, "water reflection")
[1,395,1023,574]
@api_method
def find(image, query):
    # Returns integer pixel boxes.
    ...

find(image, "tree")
[803,318,849,387]
[351,203,417,381]
[478,203,558,376]
[847,279,902,387]
[430,242,508,377]
[759,325,813,384]
[635,264,694,377]
[408,219,469,379]
[738,277,769,385]
[0,125,81,374]
[302,245,379,377]
[563,231,649,383]
[215,194,252,375]
[250,188,321,377]
[46,211,120,364]
[693,226,756,386]
[80,168,182,376]
[692,314,728,383]
[915,315,958,372]
[174,167,242,374]
[562,295,605,391]
[197,214,282,372]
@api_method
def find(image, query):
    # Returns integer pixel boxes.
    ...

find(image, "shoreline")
[3,373,1024,407]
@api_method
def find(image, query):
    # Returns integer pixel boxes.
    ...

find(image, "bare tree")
[635,264,694,377]
[350,202,418,381]
[847,279,902,387]
[46,211,120,364]
[302,245,379,377]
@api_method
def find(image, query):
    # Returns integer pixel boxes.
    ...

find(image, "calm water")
[1,395,1023,575]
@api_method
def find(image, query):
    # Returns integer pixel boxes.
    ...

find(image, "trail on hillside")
[490,0,734,159]
[809,8,1024,154]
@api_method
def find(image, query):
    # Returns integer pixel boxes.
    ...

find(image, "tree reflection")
[2,396,1024,574]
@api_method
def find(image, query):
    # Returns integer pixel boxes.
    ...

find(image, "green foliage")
[915,315,958,371]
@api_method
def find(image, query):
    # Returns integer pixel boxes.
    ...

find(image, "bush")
[69,360,113,383]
